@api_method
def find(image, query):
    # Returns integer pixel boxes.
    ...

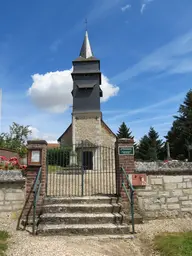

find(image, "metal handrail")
[32,167,42,235]
[120,167,135,234]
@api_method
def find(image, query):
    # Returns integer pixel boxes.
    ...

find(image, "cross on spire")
[85,18,88,31]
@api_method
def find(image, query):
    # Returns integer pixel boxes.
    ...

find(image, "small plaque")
[31,150,41,163]
[118,146,134,155]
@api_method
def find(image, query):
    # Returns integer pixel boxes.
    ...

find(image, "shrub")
[47,147,71,167]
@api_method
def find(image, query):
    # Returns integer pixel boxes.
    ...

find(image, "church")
[57,31,116,170]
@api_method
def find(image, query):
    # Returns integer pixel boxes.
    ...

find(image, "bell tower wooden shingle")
[71,31,103,118]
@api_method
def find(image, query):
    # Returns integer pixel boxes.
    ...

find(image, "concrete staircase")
[37,196,132,236]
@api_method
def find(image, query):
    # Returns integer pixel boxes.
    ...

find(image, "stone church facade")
[58,31,116,170]
[58,118,116,148]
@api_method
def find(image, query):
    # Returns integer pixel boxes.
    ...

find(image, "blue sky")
[0,0,192,142]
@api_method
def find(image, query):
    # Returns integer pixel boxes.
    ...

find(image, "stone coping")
[27,140,48,145]
[0,170,25,183]
[133,169,192,175]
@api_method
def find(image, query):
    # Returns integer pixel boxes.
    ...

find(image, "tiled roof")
[47,143,60,149]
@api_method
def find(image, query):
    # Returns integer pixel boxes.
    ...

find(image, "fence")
[46,142,116,197]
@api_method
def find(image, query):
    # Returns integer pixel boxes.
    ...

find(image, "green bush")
[47,147,71,167]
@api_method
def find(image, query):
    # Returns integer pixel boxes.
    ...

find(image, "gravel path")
[0,212,192,256]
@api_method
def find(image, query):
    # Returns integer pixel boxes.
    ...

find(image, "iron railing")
[16,192,30,231]
[16,167,42,234]
[46,142,116,197]
[32,167,42,235]
[121,167,135,234]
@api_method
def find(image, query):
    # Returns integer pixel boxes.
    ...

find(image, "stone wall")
[0,171,25,213]
[100,122,116,147]
[135,161,192,171]
[134,173,192,219]
[73,116,101,145]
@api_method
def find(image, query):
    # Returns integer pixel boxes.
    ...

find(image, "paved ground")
[0,212,192,256]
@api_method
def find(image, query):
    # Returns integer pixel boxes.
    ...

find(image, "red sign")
[132,174,147,186]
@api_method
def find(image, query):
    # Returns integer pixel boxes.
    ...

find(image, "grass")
[154,232,192,256]
[48,165,59,173]
[48,165,80,173]
[48,165,65,173]
[0,231,9,256]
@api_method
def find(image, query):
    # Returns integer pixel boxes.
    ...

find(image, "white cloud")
[127,114,174,125]
[121,4,131,12]
[153,122,172,128]
[169,59,192,74]
[72,0,123,32]
[28,126,59,143]
[88,0,124,20]
[29,126,40,139]
[28,69,119,113]
[140,4,146,14]
[106,91,185,122]
[46,140,59,144]
[101,74,119,101]
[112,30,192,84]
[141,0,154,14]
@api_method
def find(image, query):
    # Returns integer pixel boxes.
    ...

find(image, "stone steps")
[37,223,130,236]
[42,203,121,214]
[37,196,131,236]
[44,196,118,205]
[40,213,124,225]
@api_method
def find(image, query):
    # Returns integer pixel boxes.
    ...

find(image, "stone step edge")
[44,196,118,200]
[40,213,142,220]
[42,203,120,208]
[40,213,124,218]
[40,234,135,240]
[38,223,129,230]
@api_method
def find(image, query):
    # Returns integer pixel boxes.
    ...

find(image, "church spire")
[79,31,93,59]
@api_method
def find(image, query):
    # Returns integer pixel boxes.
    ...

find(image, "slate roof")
[73,31,99,62]
[57,124,72,142]
[79,31,93,59]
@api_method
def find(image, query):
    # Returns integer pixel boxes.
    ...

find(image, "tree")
[135,135,150,161]
[147,127,164,160]
[0,122,32,157]
[165,90,192,161]
[136,127,164,161]
[165,120,185,160]
[117,122,133,139]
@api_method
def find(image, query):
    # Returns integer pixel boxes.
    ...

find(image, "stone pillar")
[94,148,100,171]
[69,150,78,166]
[72,115,76,152]
[23,140,47,220]
[115,138,135,197]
